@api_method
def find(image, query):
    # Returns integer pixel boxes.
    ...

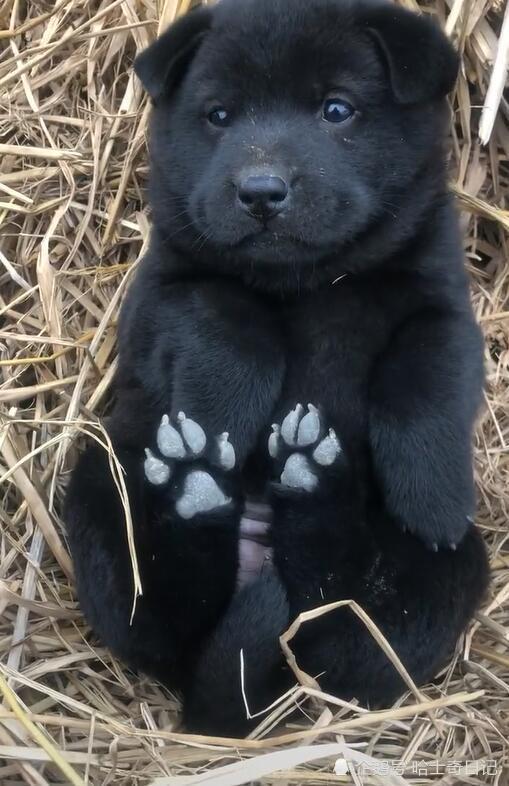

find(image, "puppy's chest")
[280,283,400,422]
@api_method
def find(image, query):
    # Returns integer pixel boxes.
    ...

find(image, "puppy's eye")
[322,98,355,124]
[207,107,229,127]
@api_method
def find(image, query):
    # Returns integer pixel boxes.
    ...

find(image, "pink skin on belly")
[237,502,273,589]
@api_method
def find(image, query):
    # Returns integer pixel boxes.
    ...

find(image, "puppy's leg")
[268,402,368,607]
[65,435,241,688]
[118,281,286,463]
[68,280,283,693]
[275,521,488,709]
[268,405,489,710]
[184,573,292,736]
[368,313,484,547]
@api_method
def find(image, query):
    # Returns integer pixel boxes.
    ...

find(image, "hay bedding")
[0,0,508,781]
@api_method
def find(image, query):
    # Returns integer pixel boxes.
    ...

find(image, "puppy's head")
[135,0,458,267]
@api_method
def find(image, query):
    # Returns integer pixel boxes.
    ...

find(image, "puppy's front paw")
[269,403,342,492]
[144,412,235,519]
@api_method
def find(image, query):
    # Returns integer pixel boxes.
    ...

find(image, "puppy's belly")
[238,500,273,589]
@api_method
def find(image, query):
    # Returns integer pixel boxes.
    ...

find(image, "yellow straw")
[0,670,85,786]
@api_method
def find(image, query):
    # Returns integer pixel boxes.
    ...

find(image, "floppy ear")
[134,6,213,101]
[362,5,459,104]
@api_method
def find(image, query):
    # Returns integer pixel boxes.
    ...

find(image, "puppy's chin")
[232,231,329,266]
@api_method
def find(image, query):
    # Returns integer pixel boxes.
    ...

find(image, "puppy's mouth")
[235,226,313,250]
[227,227,332,265]
[239,226,290,242]
[244,223,338,248]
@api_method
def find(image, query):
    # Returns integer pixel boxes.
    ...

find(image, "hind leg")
[184,573,292,735]
[65,412,243,687]
[275,511,488,706]
[184,526,486,736]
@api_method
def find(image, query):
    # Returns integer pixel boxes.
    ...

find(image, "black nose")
[237,175,289,220]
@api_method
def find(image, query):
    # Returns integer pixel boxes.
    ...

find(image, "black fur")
[65,0,489,736]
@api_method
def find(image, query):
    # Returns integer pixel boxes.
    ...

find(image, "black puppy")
[65,0,489,736]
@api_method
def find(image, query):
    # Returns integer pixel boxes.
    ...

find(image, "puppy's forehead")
[193,0,384,98]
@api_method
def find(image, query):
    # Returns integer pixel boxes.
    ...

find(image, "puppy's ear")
[362,6,459,104]
[134,7,212,101]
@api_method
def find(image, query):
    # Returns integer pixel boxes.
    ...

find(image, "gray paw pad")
[268,424,281,458]
[157,414,186,458]
[144,448,171,485]
[217,432,235,470]
[296,403,320,445]
[281,453,317,492]
[312,428,341,466]
[280,403,304,445]
[176,470,232,519]
[177,411,206,454]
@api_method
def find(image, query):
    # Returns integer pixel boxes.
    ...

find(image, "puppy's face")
[137,0,457,266]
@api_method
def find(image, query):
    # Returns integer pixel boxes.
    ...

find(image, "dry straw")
[0,0,508,783]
